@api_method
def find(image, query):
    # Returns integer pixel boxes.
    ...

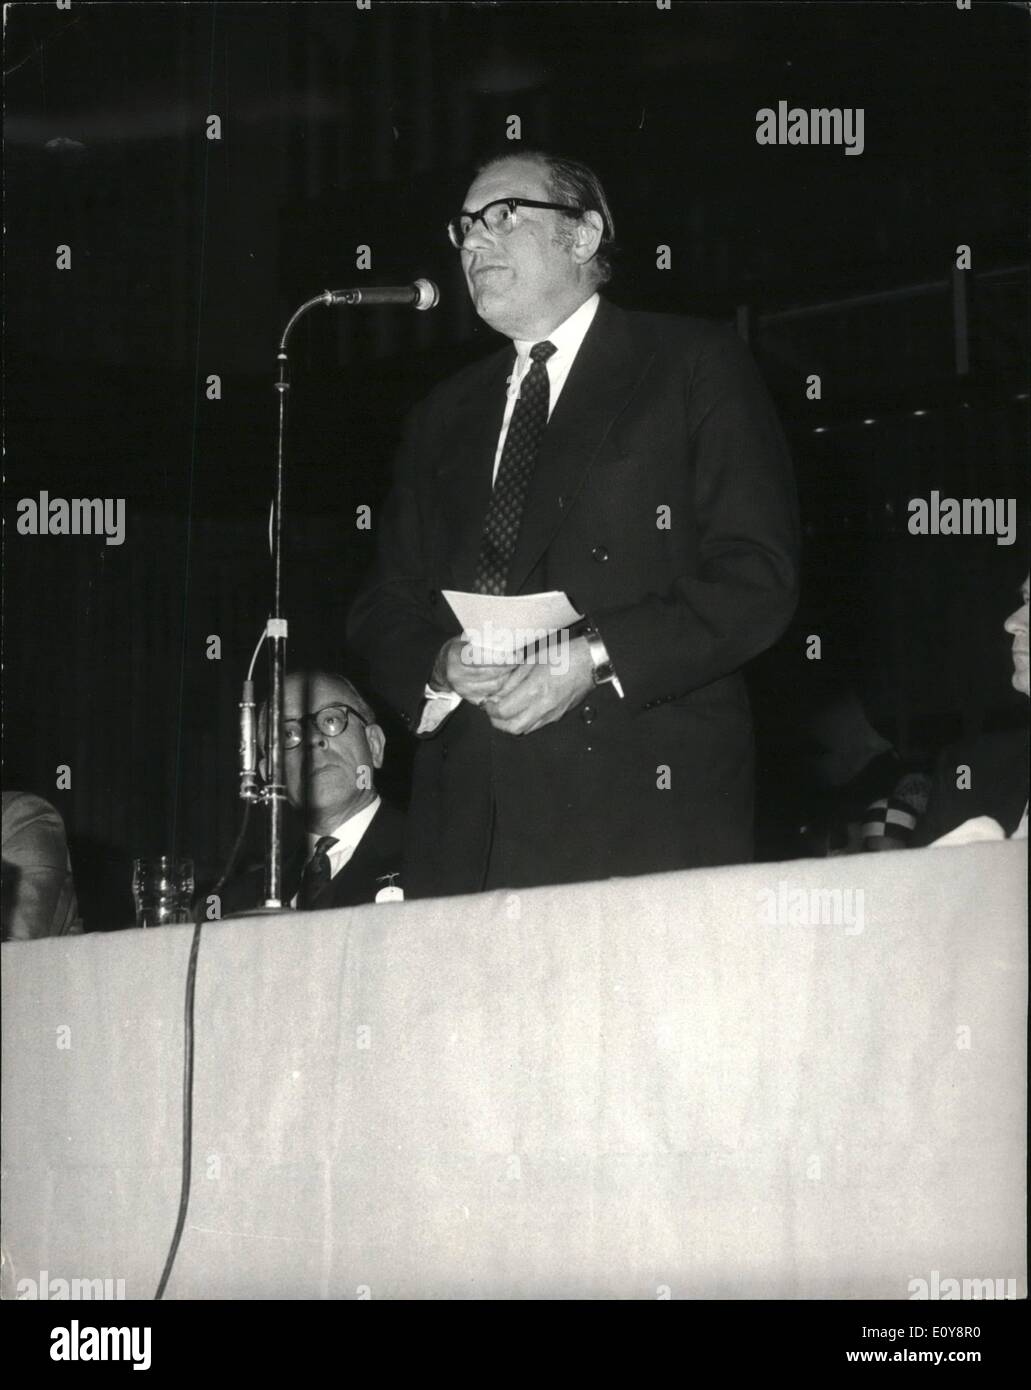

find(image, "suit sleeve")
[2,795,81,940]
[590,327,800,709]
[912,745,955,847]
[346,394,459,730]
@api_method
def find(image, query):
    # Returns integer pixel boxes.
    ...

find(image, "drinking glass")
[132,856,194,928]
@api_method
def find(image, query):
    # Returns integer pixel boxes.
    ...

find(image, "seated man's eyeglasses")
[283,704,369,751]
[447,197,587,249]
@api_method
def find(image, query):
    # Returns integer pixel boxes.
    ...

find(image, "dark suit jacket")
[915,726,1029,845]
[222,800,406,914]
[347,297,799,898]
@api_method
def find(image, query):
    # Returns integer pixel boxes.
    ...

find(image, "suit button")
[429,590,439,606]
[591,545,609,563]
[557,494,567,509]
[580,703,596,724]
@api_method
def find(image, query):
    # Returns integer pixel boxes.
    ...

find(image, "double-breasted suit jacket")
[347,297,800,898]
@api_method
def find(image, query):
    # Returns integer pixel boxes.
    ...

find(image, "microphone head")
[413,278,440,310]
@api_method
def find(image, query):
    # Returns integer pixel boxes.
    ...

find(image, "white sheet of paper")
[930,815,1006,847]
[441,589,583,660]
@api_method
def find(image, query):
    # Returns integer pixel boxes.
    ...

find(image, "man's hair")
[473,149,617,287]
[257,670,377,753]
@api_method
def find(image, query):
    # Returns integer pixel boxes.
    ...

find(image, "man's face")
[280,674,383,822]
[459,157,586,339]
[1003,574,1030,697]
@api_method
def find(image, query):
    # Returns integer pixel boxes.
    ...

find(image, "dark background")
[4,0,1028,927]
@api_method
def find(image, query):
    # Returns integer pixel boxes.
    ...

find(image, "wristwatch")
[583,624,623,696]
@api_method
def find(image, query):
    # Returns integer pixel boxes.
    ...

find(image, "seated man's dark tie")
[298,835,338,909]
[473,340,557,596]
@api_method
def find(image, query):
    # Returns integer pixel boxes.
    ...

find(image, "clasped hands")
[430,634,595,735]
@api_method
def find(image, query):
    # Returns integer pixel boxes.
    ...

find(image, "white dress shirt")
[419,293,611,732]
[290,795,381,908]
[490,291,600,482]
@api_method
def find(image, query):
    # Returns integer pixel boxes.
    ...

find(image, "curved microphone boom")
[326,278,439,309]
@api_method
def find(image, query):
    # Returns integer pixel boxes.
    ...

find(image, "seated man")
[2,791,82,939]
[225,670,405,912]
[797,684,930,855]
[916,573,1029,845]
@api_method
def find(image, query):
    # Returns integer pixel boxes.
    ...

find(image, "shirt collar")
[307,795,381,859]
[512,291,600,367]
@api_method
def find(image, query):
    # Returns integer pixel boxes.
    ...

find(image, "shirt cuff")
[418,686,462,734]
[585,633,624,699]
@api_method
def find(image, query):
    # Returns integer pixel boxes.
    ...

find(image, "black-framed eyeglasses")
[283,704,369,751]
[447,197,587,249]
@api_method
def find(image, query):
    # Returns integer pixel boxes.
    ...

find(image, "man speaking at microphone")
[347,150,799,899]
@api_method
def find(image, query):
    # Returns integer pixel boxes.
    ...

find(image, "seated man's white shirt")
[289,795,381,908]
[419,294,603,736]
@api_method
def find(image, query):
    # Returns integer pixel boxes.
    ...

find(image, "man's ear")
[365,723,386,771]
[573,210,604,265]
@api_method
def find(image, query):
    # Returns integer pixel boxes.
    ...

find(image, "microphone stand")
[258,281,438,908]
[262,290,339,908]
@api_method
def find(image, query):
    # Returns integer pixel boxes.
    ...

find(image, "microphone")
[325,278,439,310]
[239,679,261,802]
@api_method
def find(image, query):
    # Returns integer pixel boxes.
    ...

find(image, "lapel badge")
[375,872,404,904]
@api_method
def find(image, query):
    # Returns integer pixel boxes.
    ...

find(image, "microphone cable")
[153,797,253,1300]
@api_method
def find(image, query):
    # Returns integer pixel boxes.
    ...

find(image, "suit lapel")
[325,831,381,907]
[505,299,654,596]
[284,840,308,906]
[318,803,404,909]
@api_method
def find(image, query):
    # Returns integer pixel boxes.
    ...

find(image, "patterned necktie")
[298,835,338,909]
[473,340,557,595]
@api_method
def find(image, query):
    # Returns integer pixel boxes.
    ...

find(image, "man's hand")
[430,637,513,704]
[482,636,595,735]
